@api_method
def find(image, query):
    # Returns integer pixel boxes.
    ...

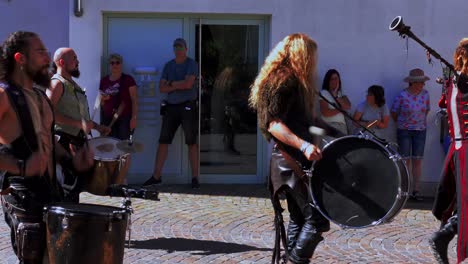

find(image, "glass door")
[190,18,265,183]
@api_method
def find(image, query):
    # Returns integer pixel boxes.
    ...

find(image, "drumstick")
[109,114,118,128]
[309,126,325,137]
[309,126,326,146]
[90,93,102,120]
[366,120,379,128]
[81,118,91,146]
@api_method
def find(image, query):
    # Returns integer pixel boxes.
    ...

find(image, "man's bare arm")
[268,120,305,150]
[268,120,322,161]
[0,90,19,174]
[47,80,93,131]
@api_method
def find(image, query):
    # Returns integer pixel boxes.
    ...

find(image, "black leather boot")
[286,218,303,253]
[429,215,457,264]
[289,223,324,264]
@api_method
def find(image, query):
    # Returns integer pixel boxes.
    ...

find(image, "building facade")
[1,0,468,196]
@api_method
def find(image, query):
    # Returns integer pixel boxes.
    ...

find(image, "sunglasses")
[110,61,121,65]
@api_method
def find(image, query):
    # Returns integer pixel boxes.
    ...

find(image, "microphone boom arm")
[389,16,458,78]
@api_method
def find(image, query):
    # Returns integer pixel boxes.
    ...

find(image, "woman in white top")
[319,69,351,135]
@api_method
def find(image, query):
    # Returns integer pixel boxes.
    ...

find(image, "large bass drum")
[309,135,410,229]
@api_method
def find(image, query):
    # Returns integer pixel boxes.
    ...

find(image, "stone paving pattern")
[0,184,460,263]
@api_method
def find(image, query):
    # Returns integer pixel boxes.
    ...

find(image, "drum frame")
[307,134,411,229]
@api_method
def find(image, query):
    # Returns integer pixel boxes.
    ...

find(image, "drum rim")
[94,154,129,162]
[44,203,127,217]
[88,136,127,161]
[309,134,410,229]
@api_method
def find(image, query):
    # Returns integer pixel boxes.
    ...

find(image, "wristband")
[300,141,311,153]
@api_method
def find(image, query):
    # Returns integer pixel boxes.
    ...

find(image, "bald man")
[47,47,110,202]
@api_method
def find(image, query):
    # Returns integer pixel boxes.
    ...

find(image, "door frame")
[188,17,268,184]
[102,13,271,184]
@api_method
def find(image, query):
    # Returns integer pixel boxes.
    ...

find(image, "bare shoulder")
[50,78,63,91]
[47,79,64,103]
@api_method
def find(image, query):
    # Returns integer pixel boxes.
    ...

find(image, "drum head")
[88,137,125,161]
[311,136,403,228]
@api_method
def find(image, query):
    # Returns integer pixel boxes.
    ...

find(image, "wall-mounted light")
[74,0,83,17]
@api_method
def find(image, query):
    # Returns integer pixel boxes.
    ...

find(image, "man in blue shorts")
[144,38,200,188]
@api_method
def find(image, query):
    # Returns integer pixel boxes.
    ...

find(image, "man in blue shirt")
[144,38,200,188]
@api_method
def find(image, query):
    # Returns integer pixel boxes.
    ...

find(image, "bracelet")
[17,159,25,177]
[300,141,311,153]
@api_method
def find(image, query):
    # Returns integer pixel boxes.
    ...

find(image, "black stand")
[317,92,387,144]
[107,184,159,248]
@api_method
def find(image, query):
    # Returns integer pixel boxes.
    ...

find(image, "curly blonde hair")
[454,38,468,75]
[249,33,318,114]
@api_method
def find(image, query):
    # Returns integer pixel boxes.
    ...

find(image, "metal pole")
[198,18,202,179]
[74,0,84,17]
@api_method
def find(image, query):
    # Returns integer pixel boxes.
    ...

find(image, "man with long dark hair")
[250,33,342,264]
[0,31,93,263]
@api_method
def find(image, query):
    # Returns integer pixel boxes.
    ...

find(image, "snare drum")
[44,203,128,264]
[84,137,129,195]
[309,135,410,229]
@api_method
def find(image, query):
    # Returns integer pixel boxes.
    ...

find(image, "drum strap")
[270,192,289,264]
[276,144,306,180]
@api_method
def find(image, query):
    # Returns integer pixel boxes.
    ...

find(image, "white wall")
[0,0,69,55]
[67,0,468,192]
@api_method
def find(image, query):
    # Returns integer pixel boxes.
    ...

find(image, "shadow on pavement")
[404,197,434,211]
[137,184,271,199]
[130,237,271,255]
[136,184,437,212]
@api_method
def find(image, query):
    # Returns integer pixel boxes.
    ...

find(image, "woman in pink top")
[391,68,431,201]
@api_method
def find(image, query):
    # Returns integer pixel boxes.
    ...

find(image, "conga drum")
[44,203,128,264]
[84,137,129,195]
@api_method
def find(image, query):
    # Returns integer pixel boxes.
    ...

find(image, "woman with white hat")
[391,68,431,201]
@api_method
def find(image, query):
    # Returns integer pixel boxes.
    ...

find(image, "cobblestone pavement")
[0,184,458,264]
